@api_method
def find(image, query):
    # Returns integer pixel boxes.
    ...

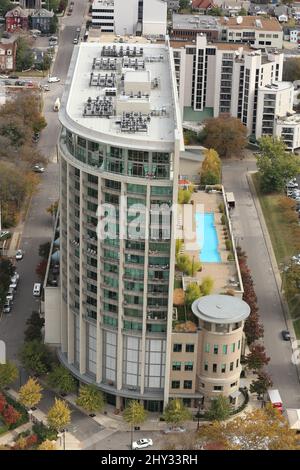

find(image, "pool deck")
[181,190,240,294]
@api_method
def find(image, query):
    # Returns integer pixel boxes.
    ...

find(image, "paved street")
[222,158,300,409]
[85,430,162,450]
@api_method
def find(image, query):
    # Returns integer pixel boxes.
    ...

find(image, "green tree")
[24,311,44,342]
[48,366,77,395]
[163,399,192,427]
[123,400,147,448]
[16,37,34,72]
[176,254,201,276]
[178,188,192,204]
[283,58,300,82]
[207,395,231,421]
[200,276,214,295]
[20,340,53,375]
[250,370,273,399]
[0,0,14,16]
[76,384,105,414]
[49,15,58,35]
[203,114,247,158]
[0,361,18,390]
[18,377,43,409]
[256,136,300,193]
[201,148,222,186]
[185,282,201,308]
[238,7,247,15]
[208,7,223,16]
[47,398,71,432]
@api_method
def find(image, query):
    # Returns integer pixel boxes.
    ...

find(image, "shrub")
[225,240,232,251]
[221,214,226,225]
[218,203,225,213]
[227,253,234,261]
[2,404,21,426]
[32,422,58,443]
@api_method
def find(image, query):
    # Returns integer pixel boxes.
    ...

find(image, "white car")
[132,438,153,450]
[48,76,60,83]
[15,249,23,260]
[164,426,186,434]
[33,164,45,173]
[11,273,19,284]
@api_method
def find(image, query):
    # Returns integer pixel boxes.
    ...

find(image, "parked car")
[32,132,40,143]
[9,281,17,290]
[48,76,60,83]
[15,80,25,86]
[164,426,186,434]
[42,84,50,92]
[3,301,11,314]
[132,438,153,450]
[282,330,291,341]
[6,288,14,302]
[32,164,45,173]
[73,37,78,44]
[76,27,81,33]
[9,74,19,79]
[15,249,23,260]
[0,230,10,240]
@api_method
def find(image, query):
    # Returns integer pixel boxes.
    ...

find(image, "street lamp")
[58,429,66,450]
[28,409,33,422]
[197,400,201,431]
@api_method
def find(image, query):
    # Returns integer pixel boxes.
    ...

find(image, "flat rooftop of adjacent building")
[192,294,250,324]
[260,81,292,92]
[60,41,181,151]
[218,15,282,32]
[169,39,253,53]
[172,13,218,30]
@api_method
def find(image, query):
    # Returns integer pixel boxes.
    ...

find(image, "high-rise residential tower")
[56,39,183,411]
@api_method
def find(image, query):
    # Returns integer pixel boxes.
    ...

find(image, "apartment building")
[46,39,183,412]
[171,14,283,49]
[0,38,17,71]
[92,0,167,36]
[172,35,283,137]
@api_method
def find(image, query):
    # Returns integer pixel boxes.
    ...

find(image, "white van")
[33,283,41,297]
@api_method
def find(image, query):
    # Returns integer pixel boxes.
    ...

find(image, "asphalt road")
[85,430,163,451]
[222,158,300,409]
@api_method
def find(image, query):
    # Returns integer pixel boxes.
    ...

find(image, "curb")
[246,171,300,384]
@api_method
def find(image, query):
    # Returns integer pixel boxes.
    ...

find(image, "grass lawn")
[15,70,48,78]
[252,173,297,265]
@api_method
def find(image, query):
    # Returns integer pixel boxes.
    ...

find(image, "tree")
[39,241,51,260]
[245,343,270,371]
[178,188,192,204]
[238,7,247,15]
[20,340,53,375]
[76,384,105,414]
[2,404,20,426]
[24,311,45,342]
[38,440,57,450]
[198,406,300,450]
[283,263,300,301]
[47,398,71,432]
[46,201,58,217]
[48,366,77,395]
[208,6,223,16]
[283,58,300,82]
[0,362,18,390]
[250,370,273,399]
[163,399,192,427]
[200,276,214,296]
[176,254,201,276]
[201,148,222,186]
[123,400,147,448]
[179,0,189,9]
[244,312,264,346]
[203,115,247,158]
[36,259,48,280]
[185,283,201,308]
[0,0,14,16]
[16,37,34,72]
[19,377,43,409]
[256,136,300,193]
[207,395,231,421]
[49,15,58,35]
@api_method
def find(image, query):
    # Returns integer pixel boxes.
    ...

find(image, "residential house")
[5,7,28,33]
[192,0,215,14]
[31,8,54,34]
[0,38,17,71]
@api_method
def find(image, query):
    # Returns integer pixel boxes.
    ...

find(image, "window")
[200,383,205,388]
[184,380,192,389]
[213,386,223,391]
[172,380,180,389]
[186,344,194,353]
[236,359,239,368]
[230,362,234,371]
[222,345,228,354]
[184,362,193,371]
[172,362,181,371]
[205,343,210,353]
[221,364,226,373]
[238,340,241,350]
[204,362,208,371]
[231,381,237,387]
[213,345,218,354]
[173,344,182,353]
[213,364,217,373]
[231,343,236,353]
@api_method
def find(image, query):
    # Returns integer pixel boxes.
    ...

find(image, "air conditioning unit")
[172,307,178,321]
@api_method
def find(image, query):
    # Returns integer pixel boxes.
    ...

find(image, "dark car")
[3,301,11,314]
[282,330,291,341]
[9,74,19,79]
[32,132,40,143]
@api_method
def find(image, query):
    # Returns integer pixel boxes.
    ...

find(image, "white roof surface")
[60,42,180,151]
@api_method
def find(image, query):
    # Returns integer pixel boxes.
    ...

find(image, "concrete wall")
[114,0,139,35]
[143,0,167,35]
[44,287,61,345]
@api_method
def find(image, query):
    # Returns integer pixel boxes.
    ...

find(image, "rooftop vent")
[83,96,115,118]
[117,111,150,133]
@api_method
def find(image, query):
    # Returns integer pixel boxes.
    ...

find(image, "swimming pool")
[195,212,221,263]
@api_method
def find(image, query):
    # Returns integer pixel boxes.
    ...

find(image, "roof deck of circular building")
[192,294,250,324]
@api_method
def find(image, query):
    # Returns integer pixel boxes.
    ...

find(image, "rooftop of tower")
[60,41,183,152]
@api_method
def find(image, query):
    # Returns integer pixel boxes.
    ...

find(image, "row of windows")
[171,380,192,390]
[172,361,193,372]
[173,343,195,353]
[204,359,239,373]
[199,382,237,391]
[204,341,241,354]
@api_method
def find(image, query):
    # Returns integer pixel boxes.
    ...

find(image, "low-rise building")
[0,38,17,71]
[31,8,54,34]
[92,0,115,32]
[5,6,28,33]
[192,0,216,14]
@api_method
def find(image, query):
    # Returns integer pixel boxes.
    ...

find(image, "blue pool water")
[195,212,221,263]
